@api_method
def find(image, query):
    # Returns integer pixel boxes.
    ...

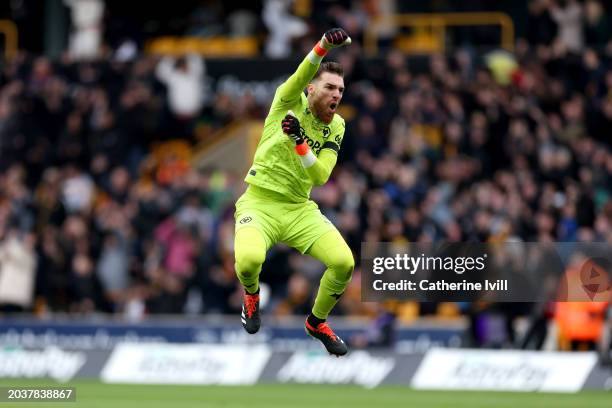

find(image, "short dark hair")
[313,61,344,81]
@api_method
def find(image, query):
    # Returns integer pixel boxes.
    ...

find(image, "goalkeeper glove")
[311,28,351,62]
[282,111,310,156]
[282,111,303,145]
[321,28,352,50]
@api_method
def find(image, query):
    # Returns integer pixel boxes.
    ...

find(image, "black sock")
[245,287,260,295]
[307,314,326,327]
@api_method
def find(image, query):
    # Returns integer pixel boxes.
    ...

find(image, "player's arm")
[272,28,351,111]
[282,112,343,186]
[304,149,339,186]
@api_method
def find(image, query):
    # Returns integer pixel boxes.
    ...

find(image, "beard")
[310,97,337,124]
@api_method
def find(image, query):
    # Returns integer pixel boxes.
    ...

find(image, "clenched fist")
[321,28,352,50]
[281,111,303,145]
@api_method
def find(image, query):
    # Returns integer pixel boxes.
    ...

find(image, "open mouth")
[329,102,337,112]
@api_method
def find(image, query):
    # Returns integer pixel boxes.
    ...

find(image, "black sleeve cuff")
[322,141,340,153]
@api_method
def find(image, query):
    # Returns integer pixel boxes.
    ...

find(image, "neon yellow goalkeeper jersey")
[244,57,346,203]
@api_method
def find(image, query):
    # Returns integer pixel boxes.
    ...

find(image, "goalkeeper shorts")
[234,184,336,254]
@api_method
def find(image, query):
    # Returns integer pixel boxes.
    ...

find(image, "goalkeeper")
[234,28,353,356]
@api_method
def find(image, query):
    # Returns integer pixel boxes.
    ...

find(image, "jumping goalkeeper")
[234,28,353,356]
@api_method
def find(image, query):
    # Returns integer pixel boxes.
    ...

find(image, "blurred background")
[0,0,611,397]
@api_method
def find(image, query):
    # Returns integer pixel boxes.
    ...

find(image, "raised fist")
[321,28,351,50]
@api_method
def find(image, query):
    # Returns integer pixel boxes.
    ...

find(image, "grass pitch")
[0,380,609,408]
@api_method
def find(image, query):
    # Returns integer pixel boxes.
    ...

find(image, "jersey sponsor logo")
[297,126,323,155]
[239,216,253,224]
[304,136,323,155]
[249,169,257,176]
[296,126,340,155]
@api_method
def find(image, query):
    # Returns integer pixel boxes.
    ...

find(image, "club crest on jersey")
[322,127,331,139]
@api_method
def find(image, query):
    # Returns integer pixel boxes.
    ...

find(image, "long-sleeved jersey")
[244,56,345,203]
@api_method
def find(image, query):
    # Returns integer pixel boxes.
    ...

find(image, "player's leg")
[235,226,266,294]
[307,228,354,320]
[234,190,280,334]
[281,203,354,355]
[304,228,354,355]
[234,226,267,334]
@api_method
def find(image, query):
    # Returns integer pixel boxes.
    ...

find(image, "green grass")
[0,380,609,408]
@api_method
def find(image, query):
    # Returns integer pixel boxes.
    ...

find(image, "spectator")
[583,0,611,48]
[0,231,37,311]
[527,0,558,46]
[61,165,95,214]
[64,0,105,60]
[550,0,584,53]
[96,231,130,311]
[156,54,205,139]
[262,0,308,58]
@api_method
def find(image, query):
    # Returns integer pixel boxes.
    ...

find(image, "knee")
[330,250,355,283]
[235,248,265,277]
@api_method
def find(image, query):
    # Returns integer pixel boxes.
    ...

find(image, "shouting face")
[307,72,345,124]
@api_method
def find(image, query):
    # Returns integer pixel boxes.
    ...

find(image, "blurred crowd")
[0,2,610,352]
[0,50,240,316]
